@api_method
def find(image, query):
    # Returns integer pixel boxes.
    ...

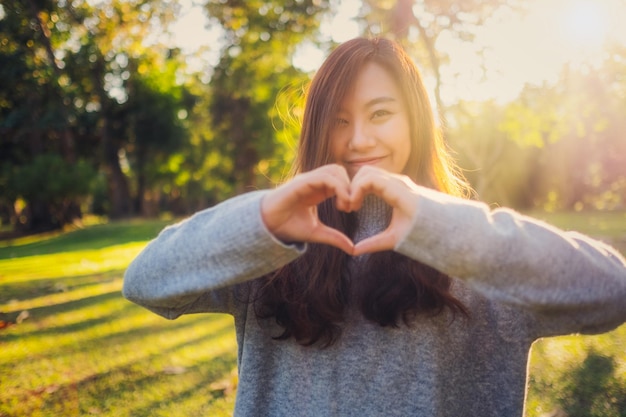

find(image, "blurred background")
[2,0,625,234]
[1,2,626,416]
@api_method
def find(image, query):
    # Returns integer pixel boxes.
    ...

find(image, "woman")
[123,38,626,417]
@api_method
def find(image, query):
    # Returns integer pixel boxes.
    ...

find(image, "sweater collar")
[353,195,392,244]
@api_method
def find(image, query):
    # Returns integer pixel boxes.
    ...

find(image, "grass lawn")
[1,212,625,416]
[0,219,237,417]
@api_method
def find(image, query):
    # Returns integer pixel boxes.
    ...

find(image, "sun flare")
[560,0,609,48]
[164,0,626,103]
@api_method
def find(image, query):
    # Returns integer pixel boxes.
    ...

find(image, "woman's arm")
[123,164,355,319]
[351,166,626,336]
[122,190,304,318]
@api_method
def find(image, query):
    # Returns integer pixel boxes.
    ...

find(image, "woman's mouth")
[346,156,386,167]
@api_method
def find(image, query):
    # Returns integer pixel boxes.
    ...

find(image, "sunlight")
[0,242,146,282]
[294,0,362,72]
[321,0,362,43]
[440,0,625,103]
[293,41,327,73]
[560,0,609,48]
[163,0,626,103]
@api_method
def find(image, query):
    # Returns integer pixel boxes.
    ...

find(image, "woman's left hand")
[349,165,421,256]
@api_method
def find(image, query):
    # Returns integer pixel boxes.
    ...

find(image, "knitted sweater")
[123,187,626,417]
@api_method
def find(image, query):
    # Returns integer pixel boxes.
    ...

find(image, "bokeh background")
[1,1,625,416]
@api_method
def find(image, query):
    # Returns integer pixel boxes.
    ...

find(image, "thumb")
[353,230,396,256]
[310,225,355,255]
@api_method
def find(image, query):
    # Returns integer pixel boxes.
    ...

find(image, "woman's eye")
[372,109,391,119]
[335,118,349,126]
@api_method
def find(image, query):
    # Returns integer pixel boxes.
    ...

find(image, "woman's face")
[329,62,411,178]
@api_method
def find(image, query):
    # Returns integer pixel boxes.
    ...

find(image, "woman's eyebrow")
[337,96,397,113]
[364,96,396,108]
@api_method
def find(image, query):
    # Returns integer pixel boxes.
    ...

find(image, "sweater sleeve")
[394,186,626,338]
[122,190,305,319]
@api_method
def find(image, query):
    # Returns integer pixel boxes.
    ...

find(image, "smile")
[346,156,387,167]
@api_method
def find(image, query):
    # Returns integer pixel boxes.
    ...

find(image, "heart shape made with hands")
[261,165,420,256]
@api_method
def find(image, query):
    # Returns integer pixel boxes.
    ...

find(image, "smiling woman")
[329,62,411,178]
[122,37,626,417]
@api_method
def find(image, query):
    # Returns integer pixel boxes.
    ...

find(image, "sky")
[166,0,626,104]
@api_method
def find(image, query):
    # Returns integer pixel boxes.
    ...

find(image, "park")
[1,213,625,415]
[2,0,626,416]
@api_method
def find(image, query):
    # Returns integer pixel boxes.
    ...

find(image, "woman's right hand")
[261,164,354,254]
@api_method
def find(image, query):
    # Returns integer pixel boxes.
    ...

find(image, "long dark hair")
[254,38,471,347]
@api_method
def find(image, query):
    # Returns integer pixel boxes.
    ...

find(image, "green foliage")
[122,56,195,215]
[2,154,96,230]
[509,60,626,211]
[447,100,539,208]
[205,0,330,192]
[8,154,95,203]
[2,0,626,224]
[446,46,626,211]
[0,0,197,224]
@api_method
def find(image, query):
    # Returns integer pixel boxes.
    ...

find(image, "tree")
[451,48,626,211]
[360,0,520,119]
[0,0,91,231]
[204,0,331,193]
[446,100,538,207]
[0,0,196,230]
[57,0,183,218]
[357,0,526,204]
[122,50,195,215]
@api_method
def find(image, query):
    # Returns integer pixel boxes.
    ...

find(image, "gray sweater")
[123,187,626,417]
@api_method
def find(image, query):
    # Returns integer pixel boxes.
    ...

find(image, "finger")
[334,193,351,213]
[349,169,391,211]
[350,170,416,215]
[310,225,355,255]
[353,230,396,256]
[294,170,351,207]
[322,165,352,205]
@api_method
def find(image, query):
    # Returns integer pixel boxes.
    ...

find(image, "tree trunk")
[101,116,132,218]
[134,147,145,215]
[231,98,258,194]
[19,200,57,233]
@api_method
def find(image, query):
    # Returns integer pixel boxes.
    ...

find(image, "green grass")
[0,219,237,417]
[1,213,625,416]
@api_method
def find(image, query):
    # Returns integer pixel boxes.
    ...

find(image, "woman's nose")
[348,122,375,151]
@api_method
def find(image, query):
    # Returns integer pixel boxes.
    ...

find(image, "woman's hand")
[261,164,354,254]
[349,165,420,256]
[261,164,422,256]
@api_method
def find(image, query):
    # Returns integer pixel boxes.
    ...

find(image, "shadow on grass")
[557,350,626,417]
[6,348,238,417]
[126,356,237,417]
[68,312,236,362]
[0,292,133,342]
[2,290,239,417]
[0,270,123,305]
[2,289,235,360]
